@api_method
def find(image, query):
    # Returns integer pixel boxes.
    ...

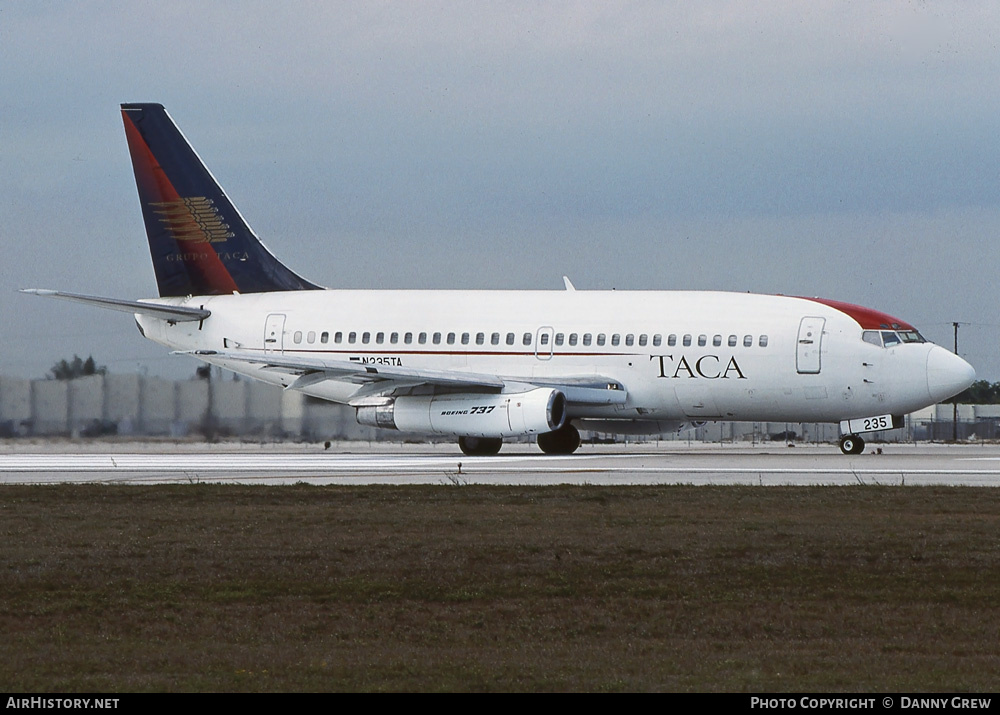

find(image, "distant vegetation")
[47,355,106,381]
[949,380,1000,404]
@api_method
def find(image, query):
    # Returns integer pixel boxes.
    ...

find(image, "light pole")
[953,322,962,442]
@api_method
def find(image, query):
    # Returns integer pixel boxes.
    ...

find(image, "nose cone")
[926,346,976,403]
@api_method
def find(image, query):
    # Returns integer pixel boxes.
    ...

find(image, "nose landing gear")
[839,434,865,455]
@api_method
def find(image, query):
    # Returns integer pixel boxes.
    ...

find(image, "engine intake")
[356,388,566,438]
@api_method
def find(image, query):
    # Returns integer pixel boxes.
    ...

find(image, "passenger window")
[743,335,753,347]
[625,334,634,346]
[583,333,592,346]
[476,332,485,345]
[597,334,606,346]
[522,332,532,346]
[668,334,677,347]
[759,335,768,348]
[307,331,316,344]
[432,332,441,345]
[447,332,456,345]
[390,332,398,344]
[698,335,707,347]
[491,332,500,345]
[569,333,578,346]
[362,332,370,344]
[404,332,412,344]
[348,331,357,344]
[418,332,427,344]
[555,333,564,346]
[540,333,549,346]
[638,334,647,347]
[506,333,515,346]
[462,333,470,345]
[334,331,343,344]
[294,331,303,344]
[376,332,384,344]
[683,335,692,347]
[653,334,662,347]
[611,334,621,346]
[321,331,329,344]
[728,335,737,347]
[713,335,722,347]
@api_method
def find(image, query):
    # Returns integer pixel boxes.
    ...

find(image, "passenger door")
[796,317,825,374]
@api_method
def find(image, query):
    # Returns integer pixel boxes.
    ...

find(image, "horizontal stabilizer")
[20,289,210,322]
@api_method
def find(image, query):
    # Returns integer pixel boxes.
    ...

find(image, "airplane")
[23,103,976,456]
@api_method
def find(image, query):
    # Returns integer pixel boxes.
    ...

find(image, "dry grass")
[1,485,998,692]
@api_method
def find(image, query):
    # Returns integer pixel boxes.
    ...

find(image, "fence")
[0,373,993,443]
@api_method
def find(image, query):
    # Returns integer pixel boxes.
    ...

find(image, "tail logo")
[151,197,233,244]
[123,103,321,295]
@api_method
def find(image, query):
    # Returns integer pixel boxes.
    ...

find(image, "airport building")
[0,372,993,445]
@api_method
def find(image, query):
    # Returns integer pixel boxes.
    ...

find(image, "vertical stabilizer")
[121,103,321,297]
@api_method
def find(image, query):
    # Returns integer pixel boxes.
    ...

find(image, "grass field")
[1,484,998,692]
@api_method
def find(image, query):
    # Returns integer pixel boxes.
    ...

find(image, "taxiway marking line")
[3,454,1000,476]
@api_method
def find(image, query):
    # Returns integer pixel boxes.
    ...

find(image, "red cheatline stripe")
[247,348,661,358]
[122,111,239,295]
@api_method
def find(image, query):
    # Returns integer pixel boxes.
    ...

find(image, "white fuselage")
[136,289,971,425]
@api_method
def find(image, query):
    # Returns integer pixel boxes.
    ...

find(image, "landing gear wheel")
[839,435,865,455]
[537,423,581,455]
[459,436,503,456]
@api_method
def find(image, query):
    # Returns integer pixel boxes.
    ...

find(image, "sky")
[3,1,1000,381]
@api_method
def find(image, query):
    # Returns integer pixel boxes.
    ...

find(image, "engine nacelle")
[356,388,566,438]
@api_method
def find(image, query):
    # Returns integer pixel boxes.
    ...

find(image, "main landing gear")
[458,436,503,456]
[537,423,581,455]
[457,423,582,456]
[839,434,865,455]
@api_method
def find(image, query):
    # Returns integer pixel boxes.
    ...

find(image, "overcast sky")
[3,1,999,381]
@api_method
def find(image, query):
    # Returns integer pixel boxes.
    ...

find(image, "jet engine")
[356,388,566,438]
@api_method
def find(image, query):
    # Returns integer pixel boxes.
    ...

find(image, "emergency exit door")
[264,313,286,353]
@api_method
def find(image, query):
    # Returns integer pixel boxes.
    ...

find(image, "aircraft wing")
[182,349,626,405]
[184,349,505,393]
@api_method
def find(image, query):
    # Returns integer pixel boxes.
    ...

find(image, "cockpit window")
[862,331,881,347]
[863,329,928,348]
[881,331,901,348]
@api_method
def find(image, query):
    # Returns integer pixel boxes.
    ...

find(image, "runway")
[2,442,1000,485]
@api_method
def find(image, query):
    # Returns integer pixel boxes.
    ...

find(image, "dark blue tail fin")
[121,103,321,297]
